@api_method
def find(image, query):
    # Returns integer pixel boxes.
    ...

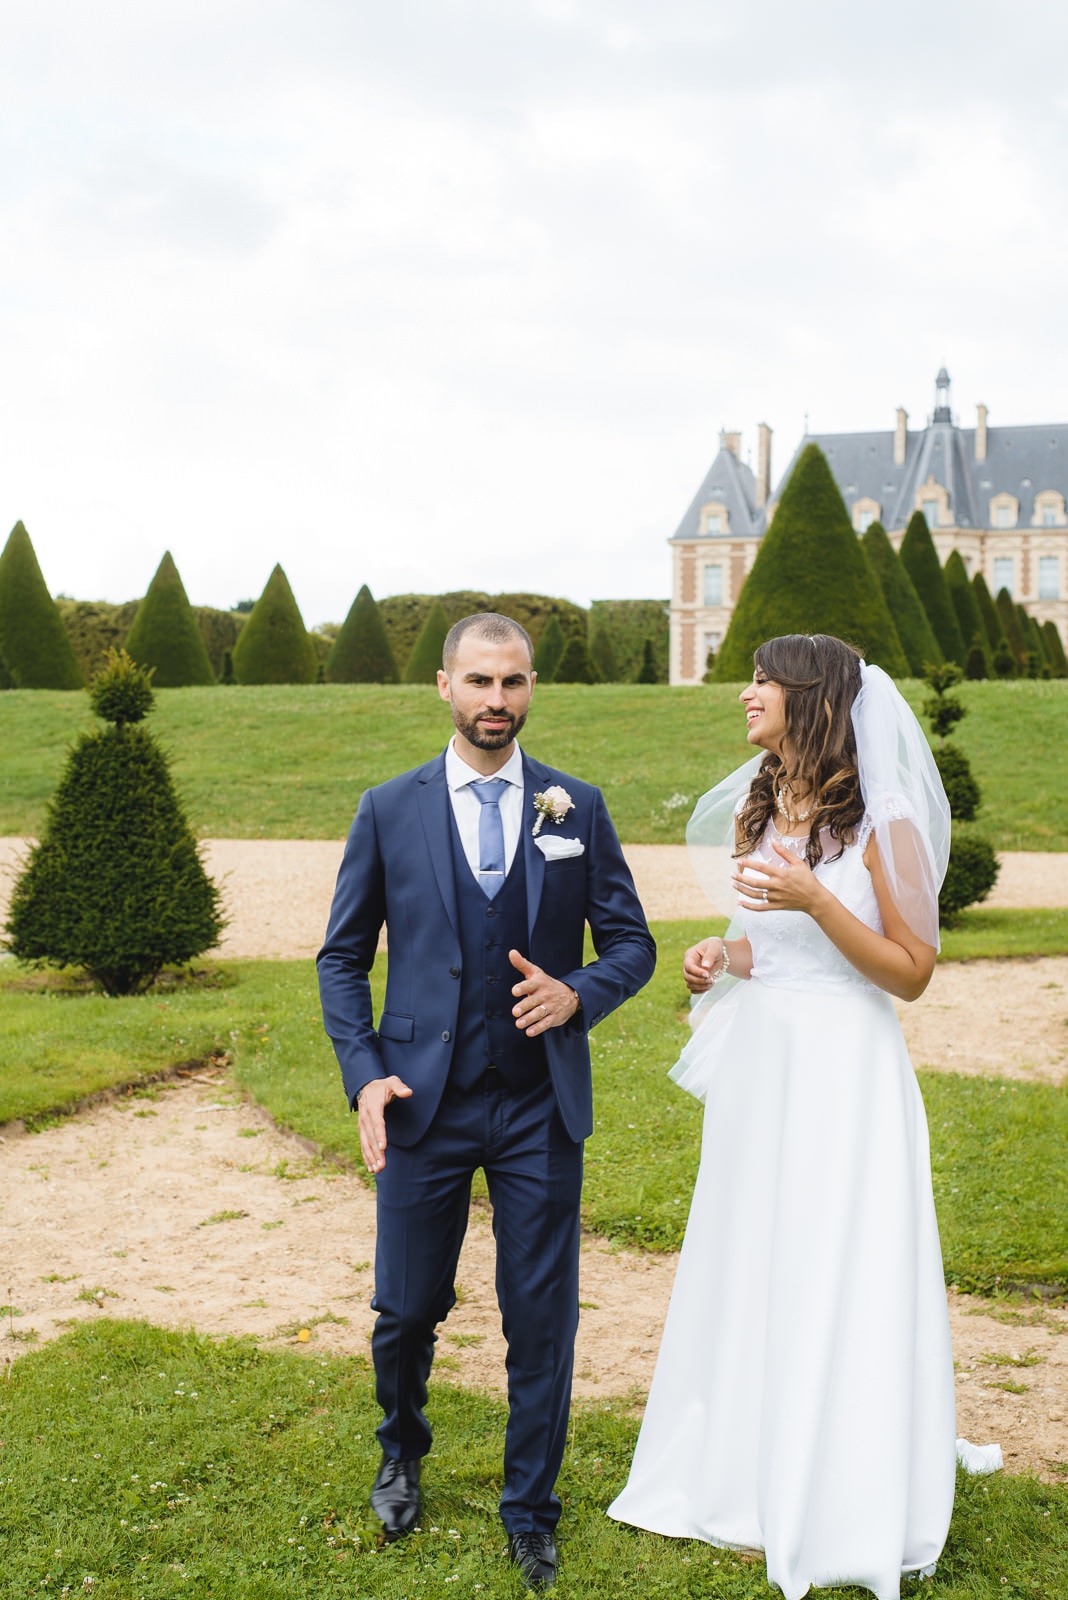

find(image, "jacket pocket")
[378,1011,414,1042]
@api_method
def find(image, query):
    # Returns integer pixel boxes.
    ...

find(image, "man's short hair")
[442,613,535,673]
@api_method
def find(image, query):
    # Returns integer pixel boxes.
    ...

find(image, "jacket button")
[441,1030,451,1043]
[449,966,460,978]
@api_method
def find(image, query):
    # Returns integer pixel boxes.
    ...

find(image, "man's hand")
[357,1075,413,1175]
[509,950,580,1036]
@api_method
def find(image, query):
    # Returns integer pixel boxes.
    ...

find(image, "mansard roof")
[672,376,1068,547]
[776,414,1068,533]
[670,440,766,541]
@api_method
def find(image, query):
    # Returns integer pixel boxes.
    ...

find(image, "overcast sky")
[2,1,1066,628]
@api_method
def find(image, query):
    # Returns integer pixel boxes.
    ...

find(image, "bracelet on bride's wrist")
[711,943,731,984]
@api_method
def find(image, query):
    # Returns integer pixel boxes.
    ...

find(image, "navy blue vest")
[448,811,548,1091]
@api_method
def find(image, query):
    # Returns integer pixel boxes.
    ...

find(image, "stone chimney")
[894,407,908,466]
[975,403,988,462]
[756,422,772,509]
[720,429,742,458]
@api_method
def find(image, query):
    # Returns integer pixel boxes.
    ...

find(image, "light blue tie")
[470,779,509,898]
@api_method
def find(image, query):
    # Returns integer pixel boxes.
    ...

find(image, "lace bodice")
[740,817,882,994]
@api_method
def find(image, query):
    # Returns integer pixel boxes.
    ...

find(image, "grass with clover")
[0,1319,1063,1599]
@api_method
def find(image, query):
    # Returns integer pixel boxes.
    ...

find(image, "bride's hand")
[733,842,826,914]
[682,936,725,994]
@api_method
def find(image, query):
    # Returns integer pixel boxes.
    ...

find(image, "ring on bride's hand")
[761,888,769,903]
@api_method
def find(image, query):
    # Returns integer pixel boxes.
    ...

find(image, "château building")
[669,371,1068,684]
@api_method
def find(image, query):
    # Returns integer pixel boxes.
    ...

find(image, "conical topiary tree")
[898,512,965,667]
[403,599,451,683]
[588,618,618,683]
[713,445,908,679]
[4,650,224,994]
[533,614,566,683]
[0,521,83,688]
[943,551,989,678]
[327,585,399,683]
[232,565,318,685]
[995,587,1028,670]
[553,635,598,683]
[1041,620,1068,677]
[861,521,942,675]
[971,572,1002,652]
[636,638,659,684]
[964,637,988,680]
[122,551,215,687]
[992,636,1016,678]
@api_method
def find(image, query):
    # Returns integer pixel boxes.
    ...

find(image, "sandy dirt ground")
[1,840,1066,1482]
[2,1073,1065,1482]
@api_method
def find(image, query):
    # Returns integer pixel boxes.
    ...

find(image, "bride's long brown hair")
[736,634,865,870]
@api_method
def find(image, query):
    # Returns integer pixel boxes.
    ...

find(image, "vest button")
[485,907,496,917]
[441,1030,451,1042]
[449,966,460,978]
[487,975,497,985]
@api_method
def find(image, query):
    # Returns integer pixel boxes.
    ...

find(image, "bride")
[608,634,957,1600]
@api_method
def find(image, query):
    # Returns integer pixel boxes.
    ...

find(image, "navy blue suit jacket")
[317,749,656,1146]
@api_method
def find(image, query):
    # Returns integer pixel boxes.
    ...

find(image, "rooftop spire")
[933,367,952,423]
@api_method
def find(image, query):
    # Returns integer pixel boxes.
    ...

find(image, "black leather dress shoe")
[370,1455,422,1541]
[508,1531,558,1589]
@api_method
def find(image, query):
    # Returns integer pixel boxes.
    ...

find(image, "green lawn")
[0,678,1064,847]
[0,1320,1063,1598]
[3,923,1066,1292]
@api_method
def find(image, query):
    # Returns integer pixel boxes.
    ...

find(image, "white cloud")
[0,2,1066,624]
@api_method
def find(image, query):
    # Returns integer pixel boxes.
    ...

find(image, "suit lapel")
[521,753,550,940]
[416,756,459,939]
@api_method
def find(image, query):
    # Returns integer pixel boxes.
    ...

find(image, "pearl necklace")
[776,784,814,826]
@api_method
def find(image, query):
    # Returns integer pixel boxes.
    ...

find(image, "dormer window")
[921,499,940,530]
[700,501,729,536]
[1034,490,1066,528]
[852,497,881,534]
[989,493,1019,530]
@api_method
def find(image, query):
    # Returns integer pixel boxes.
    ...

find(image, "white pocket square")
[534,835,585,860]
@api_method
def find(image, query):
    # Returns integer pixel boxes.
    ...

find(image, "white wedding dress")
[608,817,957,1600]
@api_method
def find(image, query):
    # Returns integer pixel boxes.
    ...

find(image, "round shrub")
[939,832,1000,926]
[934,744,980,822]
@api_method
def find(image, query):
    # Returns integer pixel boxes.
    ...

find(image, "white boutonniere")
[532,785,574,836]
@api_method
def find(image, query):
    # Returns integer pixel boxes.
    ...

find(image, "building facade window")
[993,557,1014,597]
[921,498,940,530]
[1043,505,1058,527]
[1039,556,1060,600]
[855,510,875,532]
[994,505,1014,529]
[703,564,724,607]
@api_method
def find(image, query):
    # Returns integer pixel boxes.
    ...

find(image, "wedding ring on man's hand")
[761,888,769,903]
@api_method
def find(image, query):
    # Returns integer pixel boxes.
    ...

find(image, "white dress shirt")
[444,739,525,882]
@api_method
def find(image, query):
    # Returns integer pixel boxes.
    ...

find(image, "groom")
[318,611,655,1588]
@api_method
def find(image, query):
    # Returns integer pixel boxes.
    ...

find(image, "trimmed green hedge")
[861,520,942,674]
[326,584,398,683]
[714,444,908,679]
[0,522,83,689]
[899,512,966,667]
[232,564,318,685]
[123,551,215,687]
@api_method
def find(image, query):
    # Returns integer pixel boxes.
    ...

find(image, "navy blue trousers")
[371,1073,583,1532]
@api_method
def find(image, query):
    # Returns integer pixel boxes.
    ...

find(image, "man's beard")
[452,706,527,750]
